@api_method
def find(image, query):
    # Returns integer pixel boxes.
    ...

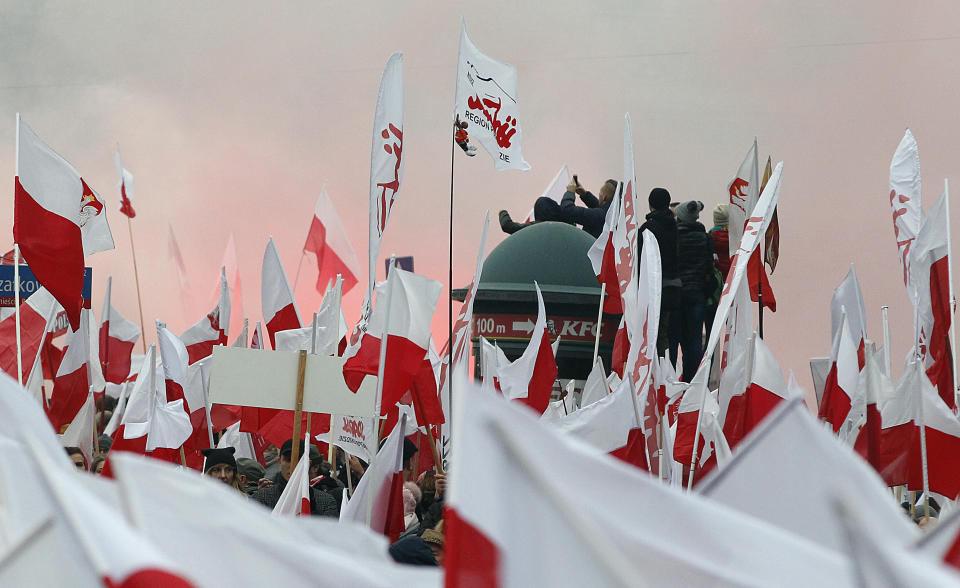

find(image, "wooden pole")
[593,282,606,367]
[14,244,22,387]
[126,217,147,353]
[424,427,444,475]
[290,349,308,466]
[292,251,306,292]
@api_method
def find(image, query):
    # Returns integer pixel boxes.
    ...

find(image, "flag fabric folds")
[99,276,141,384]
[181,267,231,364]
[261,237,302,349]
[304,186,362,296]
[115,147,136,219]
[495,283,557,415]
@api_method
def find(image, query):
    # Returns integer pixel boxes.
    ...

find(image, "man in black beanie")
[670,200,715,382]
[251,439,338,516]
[638,188,681,356]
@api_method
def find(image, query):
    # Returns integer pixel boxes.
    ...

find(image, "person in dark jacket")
[498,197,570,234]
[559,178,617,238]
[670,200,715,382]
[251,438,339,517]
[704,203,730,337]
[638,187,681,355]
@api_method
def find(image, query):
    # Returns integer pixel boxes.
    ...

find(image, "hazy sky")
[3,1,960,390]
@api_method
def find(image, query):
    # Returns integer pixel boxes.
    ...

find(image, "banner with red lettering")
[331,414,378,462]
[454,21,530,171]
[889,129,922,298]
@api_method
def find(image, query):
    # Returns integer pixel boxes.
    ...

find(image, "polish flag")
[0,286,59,383]
[852,346,897,477]
[479,336,507,393]
[273,433,312,517]
[910,190,954,408]
[181,267,230,364]
[13,116,89,330]
[303,186,362,296]
[274,276,344,357]
[99,277,141,384]
[523,165,570,222]
[445,379,851,587]
[343,268,441,416]
[889,129,923,296]
[723,335,787,449]
[339,414,407,542]
[586,187,622,313]
[16,438,195,588]
[116,344,192,452]
[115,147,136,218]
[159,324,212,452]
[48,310,93,431]
[261,237,302,349]
[217,233,245,341]
[673,373,731,485]
[496,283,557,415]
[831,264,868,368]
[876,359,960,497]
[553,376,647,470]
[818,310,859,433]
[717,278,753,434]
[59,389,95,466]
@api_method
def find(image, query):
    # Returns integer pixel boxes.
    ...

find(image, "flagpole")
[103,277,112,386]
[126,217,147,353]
[944,179,958,410]
[292,251,306,292]
[375,256,398,442]
[13,244,22,387]
[447,130,456,438]
[757,272,764,339]
[592,283,606,366]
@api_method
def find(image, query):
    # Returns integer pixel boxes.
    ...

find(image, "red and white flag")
[261,237,302,349]
[274,276,344,357]
[339,414,407,542]
[496,283,557,415]
[453,21,530,171]
[445,380,850,587]
[251,321,263,350]
[0,286,59,383]
[342,268,442,416]
[272,433,312,517]
[48,310,93,431]
[14,116,96,330]
[59,389,95,466]
[181,267,230,364]
[553,376,648,469]
[727,139,759,258]
[586,187,622,313]
[99,276,141,384]
[909,190,954,408]
[831,264,868,368]
[118,344,192,452]
[217,233,244,341]
[330,414,378,463]
[723,335,788,449]
[304,186,362,296]
[890,129,923,294]
[115,147,136,219]
[613,115,641,330]
[818,311,859,433]
[438,213,489,467]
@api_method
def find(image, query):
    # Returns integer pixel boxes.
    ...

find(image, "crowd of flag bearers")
[5,22,960,587]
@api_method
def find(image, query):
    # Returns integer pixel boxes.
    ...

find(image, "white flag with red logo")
[14,116,93,330]
[727,139,759,257]
[339,414,407,543]
[454,21,530,171]
[261,237,302,349]
[182,267,230,364]
[330,414,378,462]
[99,276,141,385]
[909,190,954,408]
[612,115,641,329]
[496,283,557,415]
[273,433,312,517]
[890,129,923,294]
[304,186,362,296]
[115,147,136,219]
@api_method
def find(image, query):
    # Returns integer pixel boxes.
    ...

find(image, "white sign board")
[208,346,377,417]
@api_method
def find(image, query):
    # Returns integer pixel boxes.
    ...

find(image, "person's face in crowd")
[70,453,86,471]
[93,460,105,475]
[279,453,293,480]
[598,182,616,206]
[309,461,321,479]
[206,464,236,485]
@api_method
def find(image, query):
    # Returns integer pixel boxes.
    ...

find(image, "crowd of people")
[500,179,732,382]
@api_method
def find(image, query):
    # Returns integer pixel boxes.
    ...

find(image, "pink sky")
[2,2,960,390]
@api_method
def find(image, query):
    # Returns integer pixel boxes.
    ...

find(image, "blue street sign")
[0,265,93,308]
[385,256,414,278]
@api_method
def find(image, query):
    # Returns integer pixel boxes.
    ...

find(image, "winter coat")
[709,226,730,278]
[560,190,610,238]
[251,471,339,517]
[676,221,715,298]
[638,209,679,280]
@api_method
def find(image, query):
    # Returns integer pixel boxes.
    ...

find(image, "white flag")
[454,21,530,171]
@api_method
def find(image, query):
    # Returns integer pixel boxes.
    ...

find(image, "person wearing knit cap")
[236,457,265,495]
[201,447,242,492]
[670,200,715,382]
[637,187,681,358]
[251,438,339,516]
[704,203,730,336]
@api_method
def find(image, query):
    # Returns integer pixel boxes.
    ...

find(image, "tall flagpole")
[13,113,22,387]
[448,124,456,441]
[127,217,147,353]
[944,179,958,411]
[292,251,306,292]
